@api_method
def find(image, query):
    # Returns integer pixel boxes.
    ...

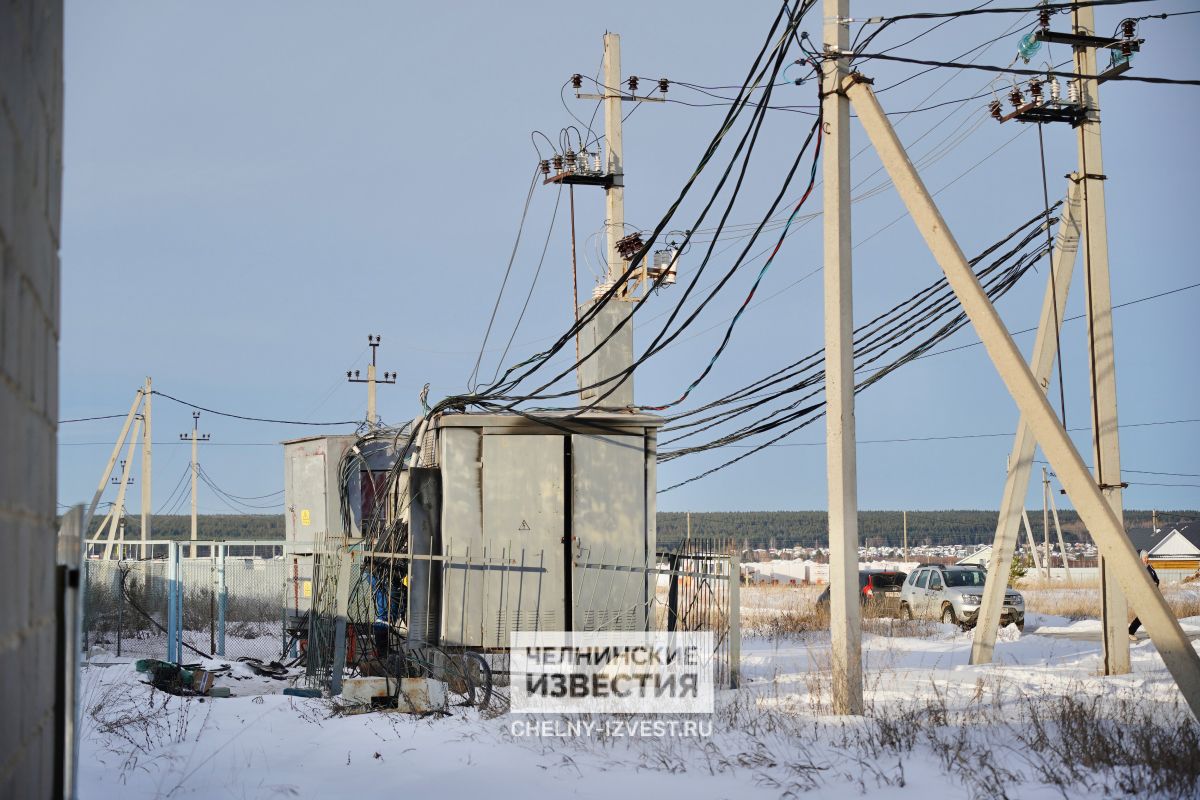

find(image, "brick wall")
[0,1,64,797]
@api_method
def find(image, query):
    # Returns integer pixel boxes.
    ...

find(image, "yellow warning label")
[300,509,311,526]
[302,580,312,598]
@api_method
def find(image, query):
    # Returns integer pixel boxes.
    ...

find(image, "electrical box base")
[399,678,447,713]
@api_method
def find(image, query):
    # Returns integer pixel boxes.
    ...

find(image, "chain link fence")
[83,540,311,663]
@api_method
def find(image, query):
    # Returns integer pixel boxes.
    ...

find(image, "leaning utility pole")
[822,0,863,716]
[347,334,395,427]
[84,388,143,537]
[180,411,210,558]
[843,72,1200,719]
[140,376,152,558]
[101,418,141,561]
[1072,2,1130,676]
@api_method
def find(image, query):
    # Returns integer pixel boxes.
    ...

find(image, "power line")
[467,165,542,391]
[899,280,1200,364]
[846,52,1200,87]
[150,390,357,426]
[730,417,1200,447]
[58,413,129,424]
[872,1,1161,24]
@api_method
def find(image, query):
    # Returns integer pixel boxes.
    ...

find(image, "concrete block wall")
[0,1,64,798]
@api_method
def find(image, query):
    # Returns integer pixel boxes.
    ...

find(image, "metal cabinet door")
[571,433,647,631]
[481,434,565,644]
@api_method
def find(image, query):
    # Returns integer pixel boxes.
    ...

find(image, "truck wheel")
[900,603,913,621]
[941,605,958,626]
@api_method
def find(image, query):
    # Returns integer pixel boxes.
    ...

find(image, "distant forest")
[64,509,1197,548]
[656,510,1198,549]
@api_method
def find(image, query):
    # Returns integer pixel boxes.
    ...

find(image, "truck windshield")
[945,570,986,587]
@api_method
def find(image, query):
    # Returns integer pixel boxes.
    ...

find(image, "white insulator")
[1048,77,1061,102]
[1067,80,1080,103]
[593,152,602,174]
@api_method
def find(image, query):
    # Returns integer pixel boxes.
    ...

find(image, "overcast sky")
[58,1,1200,517]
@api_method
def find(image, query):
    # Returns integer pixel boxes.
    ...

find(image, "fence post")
[166,541,178,662]
[666,552,681,633]
[330,548,354,695]
[113,560,123,658]
[729,551,741,689]
[217,544,227,657]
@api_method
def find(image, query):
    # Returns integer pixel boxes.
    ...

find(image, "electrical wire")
[485,180,564,385]
[472,1,815,406]
[151,391,357,427]
[58,413,129,424]
[642,116,823,411]
[872,1,1160,24]
[467,165,542,391]
[845,52,1200,86]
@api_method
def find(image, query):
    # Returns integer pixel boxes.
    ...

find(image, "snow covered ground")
[77,601,1200,799]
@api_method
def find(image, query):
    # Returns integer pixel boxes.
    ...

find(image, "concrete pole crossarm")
[971,183,1081,664]
[84,389,143,535]
[847,77,1200,720]
[822,0,863,717]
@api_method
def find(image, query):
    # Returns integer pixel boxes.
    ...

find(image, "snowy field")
[77,586,1200,799]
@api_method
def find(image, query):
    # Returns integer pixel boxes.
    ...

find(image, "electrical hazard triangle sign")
[518,520,531,531]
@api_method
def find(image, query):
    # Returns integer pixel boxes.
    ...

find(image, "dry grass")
[1020,579,1200,621]
[740,585,937,639]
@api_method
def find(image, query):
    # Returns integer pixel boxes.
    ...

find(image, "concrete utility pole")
[1049,482,1071,582]
[84,388,143,537]
[604,33,625,286]
[347,334,395,427]
[845,75,1200,720]
[1023,510,1044,576]
[567,33,666,407]
[101,418,141,561]
[1073,3,1129,676]
[971,183,1081,664]
[1043,467,1052,576]
[180,411,210,558]
[822,0,863,716]
[141,376,152,558]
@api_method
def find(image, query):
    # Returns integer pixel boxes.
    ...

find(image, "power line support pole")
[1073,2,1129,676]
[845,74,1200,720]
[101,417,141,561]
[822,0,863,716]
[604,32,625,288]
[902,511,908,564]
[971,180,1081,664]
[180,412,210,558]
[347,334,395,427]
[83,388,143,537]
[1043,467,1051,577]
[141,376,152,558]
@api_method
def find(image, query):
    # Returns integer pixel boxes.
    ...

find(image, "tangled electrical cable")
[656,204,1061,491]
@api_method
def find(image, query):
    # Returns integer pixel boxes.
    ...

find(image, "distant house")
[1127,523,1200,579]
[957,545,992,567]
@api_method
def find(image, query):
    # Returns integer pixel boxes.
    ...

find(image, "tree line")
[62,509,1196,548]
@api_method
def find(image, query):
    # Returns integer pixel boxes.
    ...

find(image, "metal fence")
[83,540,312,664]
[304,540,740,692]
